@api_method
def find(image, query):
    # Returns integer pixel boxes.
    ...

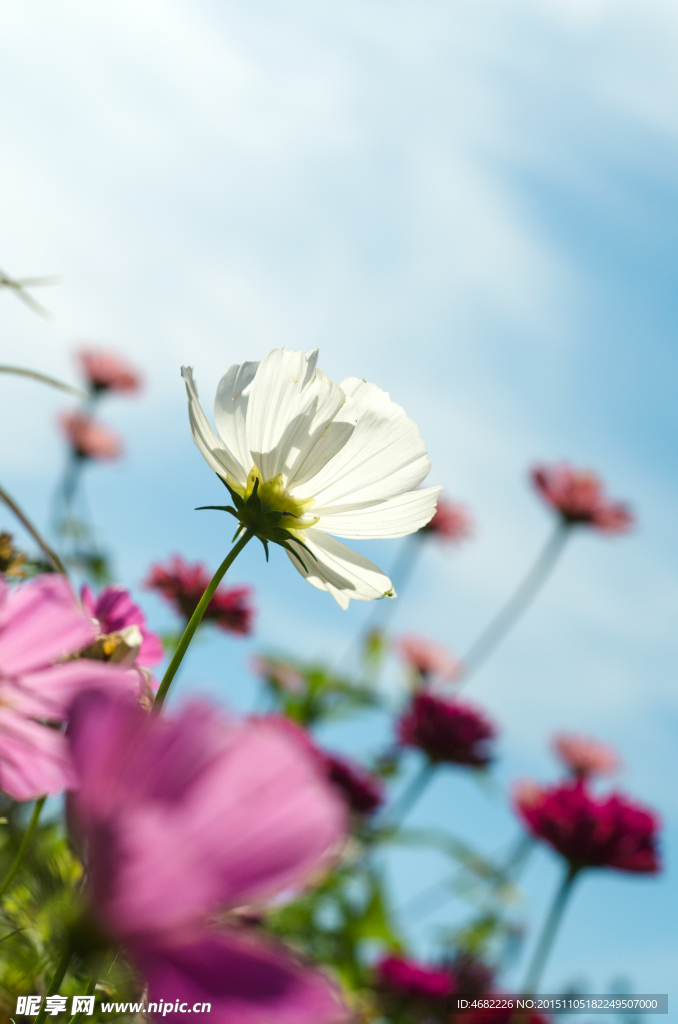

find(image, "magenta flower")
[376,954,455,1005]
[67,689,348,1023]
[397,634,461,685]
[0,575,133,800]
[552,732,620,780]
[81,585,163,667]
[530,462,634,534]
[144,555,254,635]
[397,692,496,767]
[514,779,660,873]
[77,348,142,394]
[59,411,123,461]
[420,495,473,543]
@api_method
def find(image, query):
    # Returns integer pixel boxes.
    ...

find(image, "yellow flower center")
[229,467,319,531]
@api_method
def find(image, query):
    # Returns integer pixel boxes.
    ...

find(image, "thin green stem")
[66,956,102,1024]
[0,483,67,575]
[0,796,46,900]
[460,522,570,679]
[380,761,436,829]
[0,365,87,400]
[34,945,74,1024]
[153,530,254,710]
[521,865,579,993]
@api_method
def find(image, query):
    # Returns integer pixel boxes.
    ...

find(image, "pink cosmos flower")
[67,689,348,1024]
[376,954,455,1000]
[144,556,254,635]
[420,496,473,543]
[513,779,660,873]
[0,575,134,800]
[552,732,620,780]
[397,634,461,685]
[397,692,496,767]
[59,411,123,461]
[81,585,163,667]
[530,463,634,534]
[77,348,142,394]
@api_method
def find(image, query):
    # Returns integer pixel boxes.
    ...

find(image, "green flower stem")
[380,761,437,829]
[0,483,67,575]
[0,796,46,900]
[460,522,570,679]
[34,945,74,1024]
[153,530,254,710]
[521,864,579,994]
[66,956,102,1024]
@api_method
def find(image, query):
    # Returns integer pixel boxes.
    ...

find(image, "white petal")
[285,528,395,608]
[244,348,356,487]
[213,359,260,480]
[314,486,442,539]
[307,378,431,508]
[181,367,246,485]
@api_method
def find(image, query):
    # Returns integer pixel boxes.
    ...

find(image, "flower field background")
[1,1,677,1020]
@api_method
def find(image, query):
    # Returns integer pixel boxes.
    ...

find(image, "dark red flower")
[256,715,384,818]
[376,954,455,1000]
[77,348,142,394]
[421,496,473,543]
[144,555,254,635]
[530,463,634,534]
[514,779,660,874]
[448,952,494,996]
[397,692,496,767]
[323,752,384,816]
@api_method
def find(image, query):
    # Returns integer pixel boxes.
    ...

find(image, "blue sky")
[1,0,677,1005]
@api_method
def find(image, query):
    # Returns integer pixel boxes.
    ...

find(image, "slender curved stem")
[34,945,74,1024]
[460,522,570,679]
[66,956,102,1024]
[0,797,46,900]
[153,530,254,710]
[0,483,67,575]
[380,761,436,829]
[521,865,579,993]
[0,365,87,400]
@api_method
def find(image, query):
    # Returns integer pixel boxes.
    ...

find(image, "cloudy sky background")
[1,0,677,1001]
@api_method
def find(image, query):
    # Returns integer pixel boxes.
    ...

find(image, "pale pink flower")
[60,411,123,461]
[77,348,142,394]
[420,496,473,543]
[251,656,305,694]
[397,634,461,685]
[68,689,349,1024]
[81,585,163,667]
[0,575,134,799]
[553,732,620,780]
[531,462,634,534]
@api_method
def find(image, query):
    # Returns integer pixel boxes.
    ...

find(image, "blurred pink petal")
[59,411,123,461]
[0,575,95,675]
[552,732,620,779]
[531,462,634,534]
[420,495,473,543]
[81,584,163,666]
[77,348,142,394]
[6,661,137,720]
[130,928,347,1024]
[0,709,75,800]
[68,691,347,937]
[397,634,461,684]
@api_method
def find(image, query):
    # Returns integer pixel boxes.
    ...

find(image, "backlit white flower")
[182,348,440,609]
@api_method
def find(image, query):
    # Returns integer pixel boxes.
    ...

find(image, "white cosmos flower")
[181,348,441,609]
